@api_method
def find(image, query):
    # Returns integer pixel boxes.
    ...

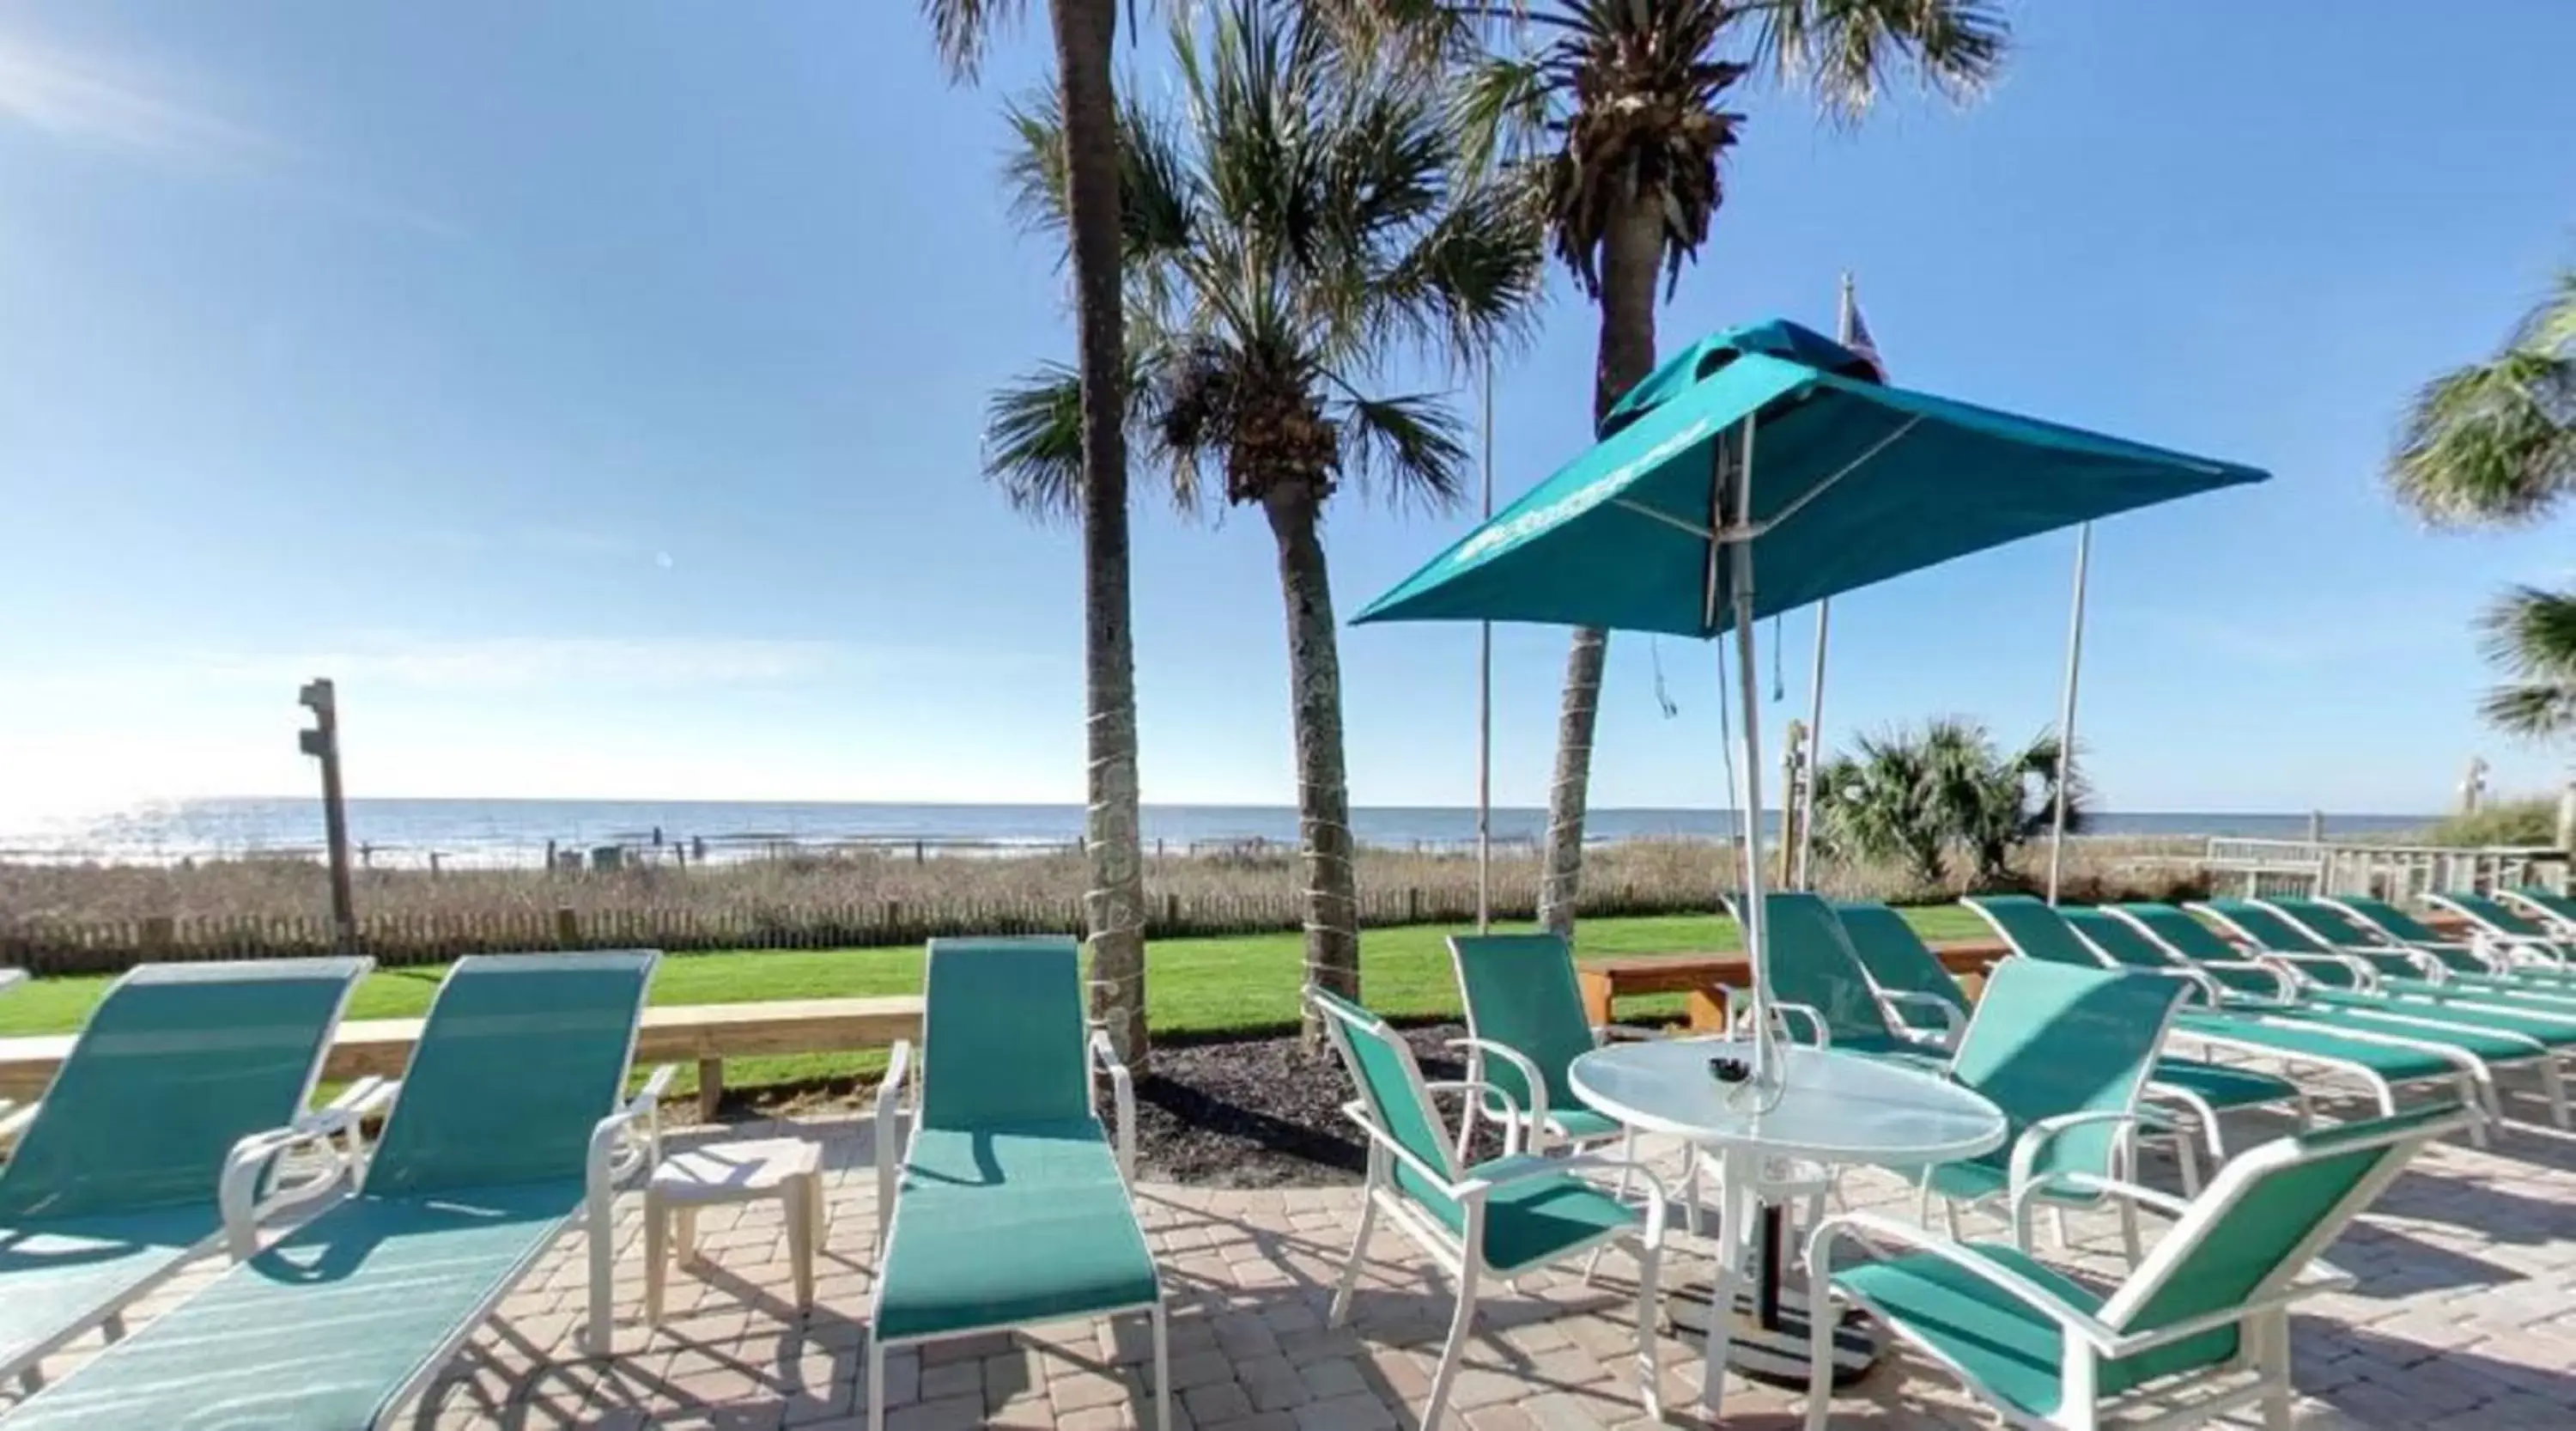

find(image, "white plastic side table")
[643,1137,826,1324]
[1570,1038,2005,1418]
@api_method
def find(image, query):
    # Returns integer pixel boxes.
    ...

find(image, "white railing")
[2202,837,2567,900]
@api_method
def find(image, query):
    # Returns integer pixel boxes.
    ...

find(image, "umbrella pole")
[1720,414,1777,1092]
[1476,360,1495,933]
[2044,521,2092,904]
[1795,599,1829,889]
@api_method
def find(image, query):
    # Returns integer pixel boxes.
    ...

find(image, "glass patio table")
[1568,1037,2005,1416]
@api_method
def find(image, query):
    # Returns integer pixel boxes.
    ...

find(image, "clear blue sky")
[3,1,2572,822]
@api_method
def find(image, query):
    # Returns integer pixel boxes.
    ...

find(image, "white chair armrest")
[1423,1078,1526,1157]
[2267,951,2375,991]
[2044,1171,2196,1221]
[2006,1110,2150,1245]
[586,1063,677,1201]
[1726,988,1832,1048]
[1808,1212,2124,1353]
[2200,959,2299,1002]
[0,1099,38,1145]
[1341,1099,1489,1203]
[875,1038,914,1257]
[220,1105,372,1260]
[1089,1029,1138,1184]
[1876,989,1965,1047]
[1445,1038,1550,1145]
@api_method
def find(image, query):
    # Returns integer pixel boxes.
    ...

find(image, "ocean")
[0,797,2438,868]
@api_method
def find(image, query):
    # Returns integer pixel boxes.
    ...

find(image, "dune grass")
[0,907,1988,1098]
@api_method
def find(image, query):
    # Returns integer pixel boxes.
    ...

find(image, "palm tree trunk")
[1265,488,1360,1042]
[1537,186,1666,935]
[1051,0,1150,1065]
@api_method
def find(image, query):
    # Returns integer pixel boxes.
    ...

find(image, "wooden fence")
[0,880,1710,976]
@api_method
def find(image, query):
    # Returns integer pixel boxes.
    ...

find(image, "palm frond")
[981,362,1088,523]
[2389,350,2576,526]
[1449,53,1553,181]
[2480,682,2576,740]
[994,0,1538,525]
[984,349,1192,523]
[2480,584,2576,685]
[920,0,1029,82]
[2389,267,2576,527]
[1332,389,1470,514]
[1001,90,1072,237]
[1751,0,2009,120]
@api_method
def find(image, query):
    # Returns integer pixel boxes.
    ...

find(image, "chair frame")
[2228,900,2576,1131]
[2496,886,2576,938]
[1312,991,1669,1431]
[2413,893,2576,971]
[1,960,387,1393]
[2270,897,2568,985]
[1980,898,2503,1141]
[867,1015,1165,1431]
[1771,900,2220,1195]
[372,955,672,1431]
[1445,935,1662,1160]
[1807,1109,2470,1431]
[1906,969,2191,1266]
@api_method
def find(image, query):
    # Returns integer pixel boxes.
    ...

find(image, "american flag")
[1840,283,1887,382]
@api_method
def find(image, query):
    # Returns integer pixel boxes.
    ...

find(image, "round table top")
[1568,1038,2007,1166]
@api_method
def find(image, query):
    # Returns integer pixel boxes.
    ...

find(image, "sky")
[3,1,2573,825]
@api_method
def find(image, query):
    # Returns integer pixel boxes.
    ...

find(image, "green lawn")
[0,907,1987,1099]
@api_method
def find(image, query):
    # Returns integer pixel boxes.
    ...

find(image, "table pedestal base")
[1667,1282,1881,1388]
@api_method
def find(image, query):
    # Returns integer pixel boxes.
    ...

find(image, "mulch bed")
[1130,1023,1484,1188]
[772,1023,1542,1188]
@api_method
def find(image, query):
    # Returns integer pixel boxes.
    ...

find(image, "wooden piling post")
[297,679,358,953]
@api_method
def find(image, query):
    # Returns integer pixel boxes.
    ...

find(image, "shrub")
[2426,795,2561,848]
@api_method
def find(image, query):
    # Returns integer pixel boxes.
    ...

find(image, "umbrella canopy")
[1353,320,2267,636]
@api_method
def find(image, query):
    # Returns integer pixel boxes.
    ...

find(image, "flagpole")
[2044,521,2092,904]
[1476,359,1495,932]
[1794,273,1859,890]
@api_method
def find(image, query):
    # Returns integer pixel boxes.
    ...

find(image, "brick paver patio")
[13,1077,2576,1429]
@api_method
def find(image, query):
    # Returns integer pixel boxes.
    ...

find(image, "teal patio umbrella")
[1355,320,2266,1090]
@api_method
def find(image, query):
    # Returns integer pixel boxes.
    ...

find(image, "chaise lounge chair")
[1783,896,2295,1184]
[2498,885,2576,935]
[1807,1104,2470,1431]
[2,959,375,1391]
[2318,897,2576,984]
[869,937,1165,1431]
[2414,892,2576,968]
[1968,896,2505,1138]
[1,950,671,1430]
[1899,960,2185,1265]
[1830,901,1975,1044]
[2266,896,2576,990]
[1310,987,1668,1431]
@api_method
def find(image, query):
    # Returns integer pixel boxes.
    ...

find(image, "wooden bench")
[1577,937,2011,1031]
[0,996,924,1123]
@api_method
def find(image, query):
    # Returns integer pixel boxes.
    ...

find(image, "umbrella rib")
[1748,413,1928,538]
[1608,413,1925,548]
[1610,497,1719,540]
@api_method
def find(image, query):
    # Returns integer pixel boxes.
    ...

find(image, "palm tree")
[2389,269,2576,736]
[1923,719,2081,886]
[920,0,1153,1063]
[984,3,1544,1034]
[1322,0,2008,934]
[1813,729,1948,887]
[1813,719,2078,889]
